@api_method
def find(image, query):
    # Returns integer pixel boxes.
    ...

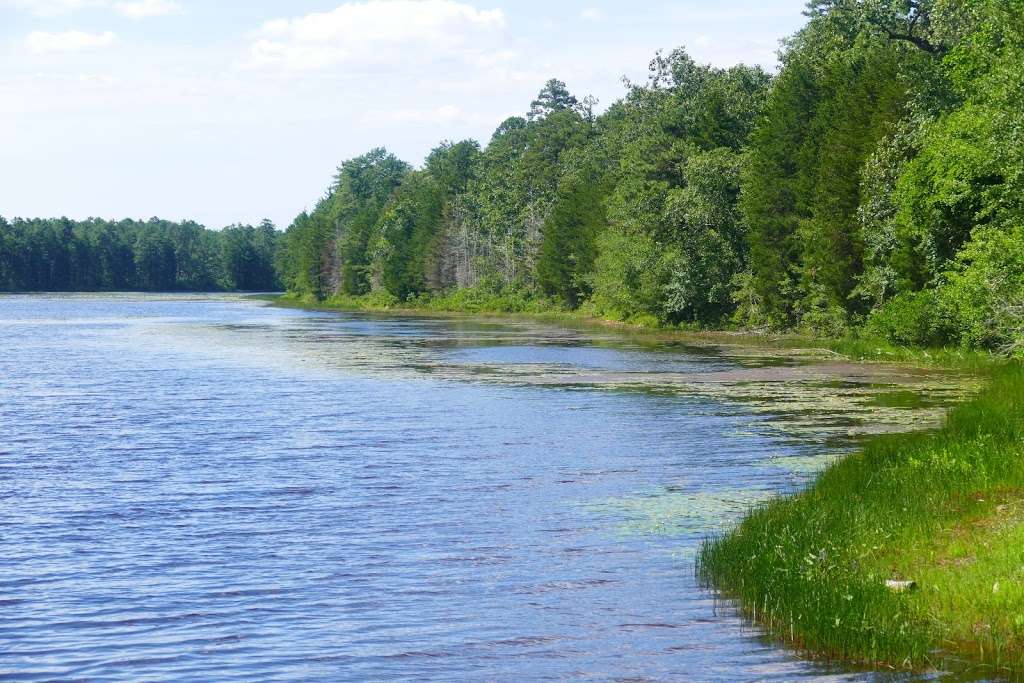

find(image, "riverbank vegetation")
[278,292,997,373]
[276,0,1024,361]
[700,362,1024,673]
[0,217,280,292]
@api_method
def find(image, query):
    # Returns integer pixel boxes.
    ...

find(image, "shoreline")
[270,293,1019,676]
[262,294,995,372]
[699,363,1024,676]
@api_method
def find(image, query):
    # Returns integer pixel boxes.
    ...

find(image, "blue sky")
[0,0,809,229]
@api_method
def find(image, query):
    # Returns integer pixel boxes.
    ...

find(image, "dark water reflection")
[0,295,977,681]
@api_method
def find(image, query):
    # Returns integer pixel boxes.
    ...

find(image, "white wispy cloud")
[2,0,181,16]
[580,7,606,22]
[113,0,181,17]
[3,0,99,15]
[363,104,493,126]
[0,0,808,231]
[25,29,117,53]
[247,0,505,71]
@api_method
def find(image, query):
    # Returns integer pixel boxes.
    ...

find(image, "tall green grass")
[699,363,1024,673]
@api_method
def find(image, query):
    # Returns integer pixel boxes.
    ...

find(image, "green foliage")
[470,100,593,287]
[369,171,444,301]
[424,139,480,195]
[588,228,666,323]
[740,54,817,328]
[322,289,400,311]
[743,15,915,328]
[536,158,607,307]
[798,39,909,318]
[807,0,956,56]
[735,0,1023,353]
[938,225,1024,354]
[276,210,332,298]
[598,50,770,325]
[886,1,1024,290]
[0,216,279,292]
[866,289,949,347]
[892,106,1008,279]
[528,78,583,121]
[855,119,924,306]
[426,280,558,314]
[660,148,748,324]
[332,149,412,295]
[133,231,177,291]
[221,220,279,291]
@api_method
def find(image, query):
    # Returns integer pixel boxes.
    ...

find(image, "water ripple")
[0,294,964,682]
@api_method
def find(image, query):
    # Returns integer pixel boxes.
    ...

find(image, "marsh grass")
[698,363,1024,674]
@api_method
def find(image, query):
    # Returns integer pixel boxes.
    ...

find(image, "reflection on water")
[0,294,979,682]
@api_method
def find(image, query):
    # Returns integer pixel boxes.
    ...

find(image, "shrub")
[588,228,663,322]
[866,290,950,348]
[937,226,1024,355]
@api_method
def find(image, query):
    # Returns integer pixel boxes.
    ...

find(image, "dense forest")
[277,0,1023,355]
[0,217,280,292]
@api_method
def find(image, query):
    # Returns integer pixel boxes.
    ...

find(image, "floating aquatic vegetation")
[585,489,770,538]
[125,301,981,451]
[757,451,846,475]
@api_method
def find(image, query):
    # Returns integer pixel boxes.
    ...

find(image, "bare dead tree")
[997,299,1024,357]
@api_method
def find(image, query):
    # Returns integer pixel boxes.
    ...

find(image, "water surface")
[0,294,972,681]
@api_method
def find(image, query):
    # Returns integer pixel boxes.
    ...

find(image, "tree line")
[278,0,1023,354]
[0,217,280,292]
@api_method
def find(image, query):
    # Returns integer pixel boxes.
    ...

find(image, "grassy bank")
[699,362,1024,675]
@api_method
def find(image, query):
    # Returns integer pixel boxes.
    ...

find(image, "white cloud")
[2,0,180,16]
[113,0,181,17]
[367,104,486,125]
[580,7,606,22]
[247,0,505,71]
[2,0,100,15]
[0,1,808,231]
[25,29,117,53]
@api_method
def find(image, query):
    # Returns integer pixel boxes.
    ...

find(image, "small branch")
[881,27,944,55]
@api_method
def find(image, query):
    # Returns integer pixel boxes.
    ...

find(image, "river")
[0,294,969,681]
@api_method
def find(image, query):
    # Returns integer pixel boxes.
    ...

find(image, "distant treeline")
[0,217,280,292]
[278,0,1024,354]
